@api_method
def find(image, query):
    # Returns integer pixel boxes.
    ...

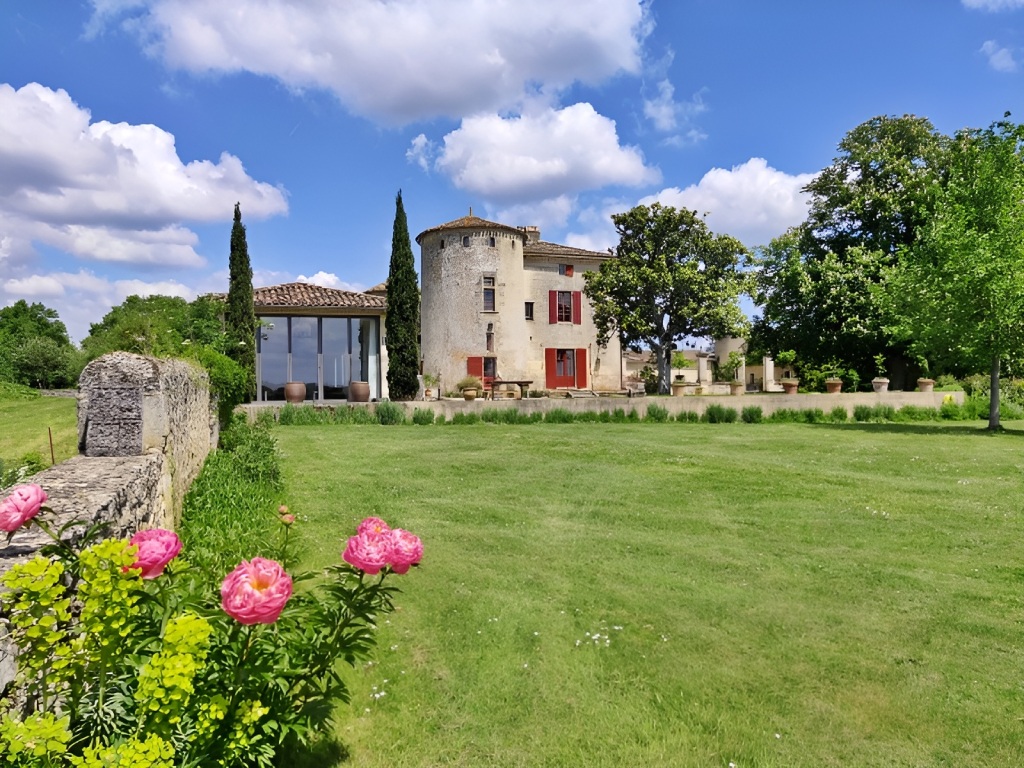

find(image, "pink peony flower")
[278,505,289,515]
[0,484,47,532]
[279,513,295,526]
[129,529,182,579]
[221,558,293,625]
[357,516,390,536]
[343,531,393,575]
[387,529,423,574]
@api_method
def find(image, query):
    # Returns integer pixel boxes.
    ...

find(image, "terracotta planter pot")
[348,380,370,402]
[825,379,842,394]
[781,380,799,395]
[917,378,935,393]
[872,378,889,394]
[462,388,478,401]
[284,381,306,404]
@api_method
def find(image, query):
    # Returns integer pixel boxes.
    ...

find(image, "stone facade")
[417,215,622,394]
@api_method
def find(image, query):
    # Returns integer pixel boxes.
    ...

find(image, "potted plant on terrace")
[916,358,935,393]
[824,361,843,394]
[776,350,799,394]
[717,351,746,396]
[423,372,440,400]
[872,353,889,393]
[456,375,483,401]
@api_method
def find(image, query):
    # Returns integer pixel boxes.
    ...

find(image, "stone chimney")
[519,225,541,243]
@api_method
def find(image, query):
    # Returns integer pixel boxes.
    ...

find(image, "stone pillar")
[696,353,709,384]
[77,352,215,527]
[763,356,775,386]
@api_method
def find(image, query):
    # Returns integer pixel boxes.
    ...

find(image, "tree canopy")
[880,117,1024,429]
[751,115,948,387]
[0,300,80,388]
[384,190,421,400]
[584,203,748,394]
[226,202,256,400]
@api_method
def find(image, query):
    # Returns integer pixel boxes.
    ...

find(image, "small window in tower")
[439,238,445,249]
[463,236,470,247]
[525,301,534,321]
[489,236,496,247]
[486,330,494,352]
[483,275,496,311]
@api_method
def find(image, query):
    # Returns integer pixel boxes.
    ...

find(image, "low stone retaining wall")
[1,352,217,691]
[240,390,964,422]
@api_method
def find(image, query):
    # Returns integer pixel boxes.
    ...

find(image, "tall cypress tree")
[385,190,421,400]
[226,202,256,400]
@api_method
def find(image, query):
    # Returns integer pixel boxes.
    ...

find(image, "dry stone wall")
[1,353,217,690]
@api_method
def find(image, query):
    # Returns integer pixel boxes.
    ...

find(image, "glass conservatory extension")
[256,315,381,402]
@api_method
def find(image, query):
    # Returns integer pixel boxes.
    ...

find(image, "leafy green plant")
[802,408,826,424]
[375,401,405,425]
[741,406,763,424]
[544,408,575,424]
[829,406,848,423]
[702,404,738,423]
[645,404,670,422]
[0,491,422,768]
[451,412,480,425]
[412,408,435,425]
[455,375,483,392]
[676,410,700,423]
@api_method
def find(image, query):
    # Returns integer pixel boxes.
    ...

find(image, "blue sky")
[1,0,1021,342]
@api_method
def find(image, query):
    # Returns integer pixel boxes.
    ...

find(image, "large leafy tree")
[226,202,256,400]
[0,300,80,387]
[751,115,948,387]
[384,190,420,400]
[880,117,1024,429]
[585,203,748,394]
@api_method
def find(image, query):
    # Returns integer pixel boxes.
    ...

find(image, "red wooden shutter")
[545,348,558,389]
[571,291,582,325]
[575,348,587,389]
[548,290,558,324]
[467,356,484,378]
[565,264,574,277]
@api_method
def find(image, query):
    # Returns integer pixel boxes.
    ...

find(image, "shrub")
[873,404,897,421]
[939,399,964,420]
[741,405,763,424]
[702,404,738,423]
[575,410,600,422]
[829,406,848,423]
[935,374,961,391]
[802,408,826,424]
[852,404,874,422]
[894,405,939,422]
[676,410,700,423]
[434,412,447,425]
[187,346,249,426]
[451,412,479,425]
[375,401,405,425]
[611,408,628,423]
[768,408,805,423]
[598,410,613,423]
[412,408,435,425]
[626,409,640,422]
[645,404,670,422]
[544,408,575,424]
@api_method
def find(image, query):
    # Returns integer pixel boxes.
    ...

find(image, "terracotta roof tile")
[415,215,524,243]
[252,282,386,310]
[524,240,611,260]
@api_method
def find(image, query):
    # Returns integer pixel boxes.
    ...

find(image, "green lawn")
[0,394,78,470]
[278,421,1024,768]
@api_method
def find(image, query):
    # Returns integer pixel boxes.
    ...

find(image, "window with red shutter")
[467,356,484,378]
[548,290,558,324]
[575,348,587,389]
[571,291,582,325]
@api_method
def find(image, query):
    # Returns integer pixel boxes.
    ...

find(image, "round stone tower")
[416,214,529,393]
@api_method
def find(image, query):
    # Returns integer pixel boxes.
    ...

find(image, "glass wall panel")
[291,317,318,401]
[258,317,288,401]
[322,318,349,400]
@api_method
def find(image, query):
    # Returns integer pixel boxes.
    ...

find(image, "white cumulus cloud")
[89,0,649,124]
[962,0,1024,9]
[0,82,288,270]
[640,158,815,248]
[980,40,1018,71]
[296,271,364,291]
[434,103,660,204]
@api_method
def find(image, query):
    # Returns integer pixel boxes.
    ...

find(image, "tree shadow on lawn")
[287,736,350,767]
[810,422,1024,437]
